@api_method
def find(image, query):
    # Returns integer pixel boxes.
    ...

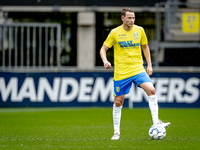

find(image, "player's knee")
[115,100,122,107]
[114,95,124,107]
[149,88,156,96]
[114,98,123,107]
[146,87,156,96]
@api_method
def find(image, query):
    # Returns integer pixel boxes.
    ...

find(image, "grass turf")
[0,108,200,150]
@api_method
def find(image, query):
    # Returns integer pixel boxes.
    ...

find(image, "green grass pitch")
[0,107,200,150]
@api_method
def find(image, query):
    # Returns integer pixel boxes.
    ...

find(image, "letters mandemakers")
[0,77,199,104]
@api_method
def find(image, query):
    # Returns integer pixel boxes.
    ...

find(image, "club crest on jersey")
[133,32,139,39]
[116,87,120,92]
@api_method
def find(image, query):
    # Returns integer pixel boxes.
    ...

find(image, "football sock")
[148,95,159,124]
[113,104,122,134]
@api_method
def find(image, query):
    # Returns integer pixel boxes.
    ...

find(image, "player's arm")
[141,44,153,76]
[100,45,111,69]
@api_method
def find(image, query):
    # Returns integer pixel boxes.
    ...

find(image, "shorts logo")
[116,86,120,92]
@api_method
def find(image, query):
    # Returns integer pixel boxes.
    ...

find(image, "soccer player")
[100,7,170,140]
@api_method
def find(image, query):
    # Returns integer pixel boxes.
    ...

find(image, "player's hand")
[104,61,111,69]
[147,66,153,76]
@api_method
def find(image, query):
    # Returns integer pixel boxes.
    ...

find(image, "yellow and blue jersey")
[103,25,148,81]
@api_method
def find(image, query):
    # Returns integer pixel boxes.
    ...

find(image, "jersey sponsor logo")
[118,40,140,48]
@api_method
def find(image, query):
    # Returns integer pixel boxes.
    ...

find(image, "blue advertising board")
[0,71,200,108]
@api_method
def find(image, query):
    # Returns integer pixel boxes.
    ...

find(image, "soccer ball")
[148,125,166,140]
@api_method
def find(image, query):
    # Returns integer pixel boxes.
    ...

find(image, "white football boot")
[111,132,120,140]
[156,119,171,128]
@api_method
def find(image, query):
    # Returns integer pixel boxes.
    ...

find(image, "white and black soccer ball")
[148,125,166,140]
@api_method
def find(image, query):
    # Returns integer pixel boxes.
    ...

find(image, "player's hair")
[121,7,134,17]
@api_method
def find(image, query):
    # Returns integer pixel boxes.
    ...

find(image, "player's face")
[122,12,135,28]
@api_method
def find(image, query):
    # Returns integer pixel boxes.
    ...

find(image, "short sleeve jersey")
[103,25,148,81]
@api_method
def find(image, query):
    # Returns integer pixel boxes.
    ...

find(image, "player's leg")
[133,72,170,128]
[139,82,158,124]
[139,82,170,128]
[111,78,132,140]
[111,95,125,140]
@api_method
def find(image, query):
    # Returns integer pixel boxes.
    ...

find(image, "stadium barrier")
[0,23,61,69]
[0,70,200,108]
